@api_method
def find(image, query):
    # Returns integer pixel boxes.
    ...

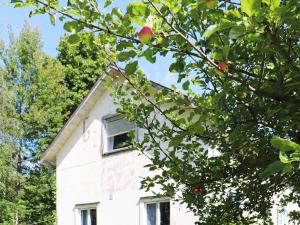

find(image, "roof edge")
[40,65,173,165]
[40,68,115,164]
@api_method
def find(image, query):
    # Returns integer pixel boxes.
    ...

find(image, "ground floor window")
[277,206,287,225]
[144,201,170,225]
[80,208,97,225]
[76,203,98,225]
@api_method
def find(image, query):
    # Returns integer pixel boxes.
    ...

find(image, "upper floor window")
[104,114,135,151]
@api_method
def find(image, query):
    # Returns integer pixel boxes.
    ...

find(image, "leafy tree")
[57,34,112,114]
[0,24,67,224]
[10,0,300,223]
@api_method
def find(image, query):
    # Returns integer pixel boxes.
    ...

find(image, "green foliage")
[241,0,261,16]
[271,137,300,154]
[10,0,300,223]
[274,137,300,164]
[0,24,67,224]
[259,161,285,177]
[261,137,300,177]
[57,34,112,114]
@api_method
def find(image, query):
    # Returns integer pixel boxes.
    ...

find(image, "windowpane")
[106,116,135,136]
[147,203,156,225]
[277,206,286,225]
[112,133,131,149]
[81,210,88,225]
[160,202,170,225]
[90,209,97,225]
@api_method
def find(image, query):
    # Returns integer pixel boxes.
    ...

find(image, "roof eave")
[40,69,116,165]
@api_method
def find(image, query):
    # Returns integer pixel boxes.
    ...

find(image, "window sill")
[102,147,132,156]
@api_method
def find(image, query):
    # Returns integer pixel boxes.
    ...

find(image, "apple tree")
[9,0,300,223]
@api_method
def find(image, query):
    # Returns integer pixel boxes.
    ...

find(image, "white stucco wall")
[55,89,197,225]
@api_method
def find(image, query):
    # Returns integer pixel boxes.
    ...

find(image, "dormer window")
[104,114,135,152]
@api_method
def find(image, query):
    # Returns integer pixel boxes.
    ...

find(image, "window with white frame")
[104,114,135,151]
[277,205,287,225]
[143,200,170,225]
[79,208,97,225]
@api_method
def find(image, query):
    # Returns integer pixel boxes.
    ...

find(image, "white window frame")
[103,114,137,153]
[140,198,171,225]
[75,203,98,225]
[277,205,287,225]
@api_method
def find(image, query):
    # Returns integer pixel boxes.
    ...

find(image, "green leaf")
[11,0,35,8]
[203,25,218,39]
[241,0,261,16]
[182,80,190,90]
[127,2,146,16]
[226,9,241,18]
[203,20,234,39]
[229,25,246,39]
[142,48,156,63]
[67,34,80,44]
[63,21,79,33]
[205,0,218,9]
[29,8,46,17]
[283,163,293,173]
[259,161,285,178]
[271,137,300,153]
[117,41,134,51]
[270,0,280,10]
[262,0,280,10]
[169,61,185,73]
[111,7,123,18]
[11,0,22,2]
[50,14,56,26]
[104,0,113,8]
[125,61,138,75]
[279,151,290,163]
[117,51,137,62]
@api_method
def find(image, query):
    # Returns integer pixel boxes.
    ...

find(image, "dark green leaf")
[229,25,246,39]
[142,48,156,63]
[67,34,80,44]
[117,51,137,62]
[104,0,113,8]
[182,80,190,90]
[125,61,138,75]
[259,161,285,177]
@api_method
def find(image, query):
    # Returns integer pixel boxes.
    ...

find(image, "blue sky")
[0,3,64,56]
[0,1,177,87]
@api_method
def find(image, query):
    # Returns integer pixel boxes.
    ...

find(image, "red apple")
[194,187,202,194]
[205,0,218,9]
[138,26,154,44]
[215,62,229,76]
[217,62,228,72]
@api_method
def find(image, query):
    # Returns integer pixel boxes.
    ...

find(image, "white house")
[41,67,294,225]
[41,68,197,225]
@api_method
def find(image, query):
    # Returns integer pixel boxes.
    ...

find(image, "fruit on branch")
[205,0,218,9]
[194,187,203,194]
[216,62,229,75]
[217,62,228,71]
[138,26,154,44]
